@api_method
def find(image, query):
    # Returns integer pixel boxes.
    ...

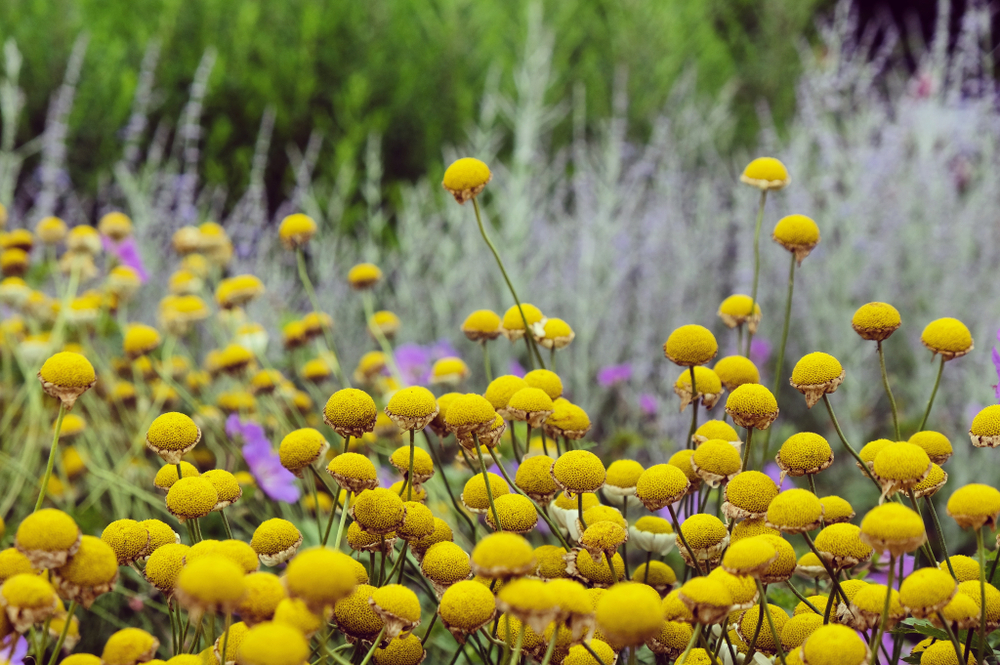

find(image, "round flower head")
[851,302,901,342]
[277,213,317,249]
[483,375,527,415]
[717,294,762,333]
[969,404,1000,448]
[201,470,242,510]
[578,521,628,560]
[470,533,535,580]
[859,503,926,557]
[537,317,575,350]
[442,158,491,203]
[813,524,873,571]
[959,579,1000,631]
[347,262,382,290]
[712,356,761,393]
[777,432,834,483]
[773,214,820,264]
[907,430,953,464]
[0,248,28,277]
[947,483,1000,530]
[15,509,81,568]
[706,568,759,610]
[327,452,379,494]
[940,556,980,584]
[372,633,426,665]
[900,568,957,618]
[500,304,545,341]
[741,157,789,190]
[780,612,824,651]
[444,393,496,440]
[801,624,868,665]
[721,537,778,578]
[635,464,689,511]
[461,472,509,514]
[725,384,779,430]
[921,317,973,360]
[123,324,161,360]
[551,450,606,495]
[816,496,855,525]
[673,366,723,411]
[236,572,286,626]
[175,554,246,617]
[214,275,263,310]
[918,466,951,503]
[723,470,779,520]
[351,488,406,535]
[931,593,981,632]
[629,516,676,556]
[678,514,729,569]
[765,489,824,534]
[285,547,357,613]
[250,519,302,567]
[165,477,218,523]
[504,387,554,427]
[396,501,434,542]
[594,582,662,646]
[97,211,133,240]
[419,542,471,594]
[663,325,718,367]
[146,412,201,464]
[369,584,421,639]
[496,578,562,635]
[604,459,644,499]
[385,387,439,431]
[272,597,323,639]
[0,549,32,583]
[486,494,538,534]
[529,545,568,580]
[754,533,797,584]
[153,462,199,492]
[0,573,61,632]
[872,442,931,500]
[347,521,394,554]
[389,446,435,486]
[277,428,329,478]
[693,419,742,447]
[237,621,308,665]
[523,369,563,400]
[438,580,496,643]
[101,519,151,565]
[101,628,160,665]
[790,352,845,409]
[514,455,559,503]
[461,309,503,342]
[35,216,67,244]
[543,399,591,440]
[917,639,976,664]
[691,439,741,487]
[38,352,96,409]
[429,357,470,385]
[323,388,378,439]
[143,543,189,594]
[736,603,789,655]
[677,577,734,624]
[52,535,118,609]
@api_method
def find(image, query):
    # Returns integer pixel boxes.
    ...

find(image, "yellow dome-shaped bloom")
[712,356,760,392]
[385,386,439,430]
[908,430,953,464]
[123,324,161,359]
[552,450,606,494]
[851,302,901,341]
[285,547,357,612]
[483,375,527,412]
[153,462,199,492]
[333,584,383,641]
[38,352,96,408]
[679,514,729,567]
[969,405,1000,448]
[444,393,496,438]
[175,555,246,614]
[500,304,544,342]
[523,369,563,400]
[741,157,789,190]
[277,428,329,478]
[721,537,777,578]
[429,356,470,386]
[736,603,789,655]
[101,519,151,565]
[859,503,926,557]
[537,317,575,350]
[250,519,303,567]
[677,577,733,624]
[872,442,931,498]
[780,612,823,651]
[0,548,32,583]
[486,494,538,534]
[900,568,957,618]
[389,447,435,485]
[725,383,779,430]
[813,523,873,570]
[146,412,201,464]
[237,622,308,665]
[327,452,379,494]
[512,455,558,503]
[471,533,535,579]
[369,583,421,638]
[544,399,591,440]
[732,519,781,542]
[165,477,218,523]
[530,545,568,579]
[801,624,868,665]
[818,496,855,524]
[372,633,425,665]
[101,628,159,665]
[958,579,1000,630]
[663,325,718,367]
[777,432,833,481]
[277,213,317,249]
[236,572,286,626]
[201,470,243,510]
[595,582,662,646]
[438,579,496,640]
[605,459,644,493]
[789,352,844,408]
[691,440,742,487]
[419,541,471,593]
[705,568,758,610]
[943,557,982,586]
[635,464,689,511]
[271,597,323,638]
[773,214,820,263]
[36,216,67,244]
[347,263,382,290]
[461,472,510,514]
[921,317,974,360]
[97,211,133,240]
[442,158,492,204]
[674,366,723,411]
[693,419,741,447]
[0,248,29,277]
[629,516,676,556]
[323,388,378,439]
[723,470,779,520]
[143,543,189,593]
[461,309,503,341]
[717,294,762,333]
[352,487,406,535]
[947,483,1000,530]
[15,508,81,568]
[766,489,823,534]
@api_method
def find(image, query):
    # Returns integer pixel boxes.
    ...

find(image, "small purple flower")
[761,462,783,488]
[639,393,658,416]
[0,635,27,665]
[428,339,460,361]
[395,343,431,386]
[508,360,526,378]
[102,236,148,282]
[991,327,1000,401]
[749,338,772,367]
[597,363,633,387]
[227,414,300,503]
[869,553,915,587]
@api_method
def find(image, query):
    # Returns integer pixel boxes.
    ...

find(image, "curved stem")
[427,432,478,540]
[486,447,570,550]
[744,599,766,663]
[876,341,900,441]
[823,395,881,491]
[509,624,525,665]
[482,341,492,383]
[35,403,66,512]
[801,532,850,625]
[918,355,946,432]
[358,626,387,665]
[578,493,588,530]
[936,612,967,665]
[219,509,233,539]
[745,190,768,357]
[977,528,989,665]
[763,252,796,461]
[741,427,754,472]
[474,434,502,532]
[45,600,76,665]
[605,551,618,584]
[687,366,699,444]
[402,429,415,501]
[784,581,821,615]
[295,248,349,387]
[677,623,703,665]
[539,625,559,665]
[868,555,895,665]
[471,198,545,370]
[757,579,787,665]
[667,504,702,576]
[333,491,351,550]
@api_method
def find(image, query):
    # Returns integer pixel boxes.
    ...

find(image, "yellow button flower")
[420,542,471,595]
[442,158,492,204]
[552,450,606,494]
[712,355,761,392]
[0,573,61,632]
[347,263,382,290]
[947,483,1000,530]
[969,405,1000,448]
[813,523,873,571]
[461,309,502,341]
[237,622,308,665]
[776,432,834,482]
[718,294,762,333]
[664,325,718,367]
[101,628,159,665]
[15,508,81,568]
[385,386,439,431]
[851,302,901,342]
[723,470,778,520]
[921,317,974,360]
[773,214,820,264]
[438,579,495,642]
[146,412,202,464]
[635,464,689,511]
[677,577,733,624]
[544,399,591,440]
[165,477,218,523]
[284,547,357,612]
[323,388,378,439]
[674,366,723,411]
[277,213,317,249]
[900,567,957,619]
[766,489,823,534]
[789,352,844,408]
[52,535,118,608]
[859,503,926,557]
[470,533,535,580]
[500,304,544,341]
[725,384,779,430]
[38,352,96,408]
[740,157,789,190]
[101,519,151,565]
[800,624,868,665]
[595,582,662,646]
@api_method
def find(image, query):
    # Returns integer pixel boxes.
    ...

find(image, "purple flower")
[428,339,459,361]
[761,462,783,488]
[0,635,27,665]
[749,338,772,367]
[639,393,658,416]
[395,343,431,386]
[597,363,633,387]
[508,360,526,378]
[227,414,300,503]
[102,236,148,282]
[869,553,915,587]
[992,327,1000,401]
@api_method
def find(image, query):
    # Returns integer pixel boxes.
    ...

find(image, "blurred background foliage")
[0,0,827,203]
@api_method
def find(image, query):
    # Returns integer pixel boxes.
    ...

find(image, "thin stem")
[471,198,545,370]
[784,581,821,615]
[295,248,349,387]
[801,532,850,625]
[486,447,570,550]
[868,554,895,665]
[403,429,415,501]
[45,600,76,665]
[745,189,768,357]
[741,427,754,472]
[687,366,699,445]
[482,341,492,383]
[581,642,609,665]
[676,623,703,665]
[763,251,796,461]
[428,432,478,540]
[578,493,587,530]
[35,402,66,512]
[219,613,232,665]
[876,341,900,441]
[308,477,323,542]
[977,528,989,665]
[757,579,787,665]
[474,434,503,532]
[605,551,618,584]
[509,624,525,665]
[539,625,559,665]
[420,611,438,646]
[333,491,351,550]
[918,355,946,432]
[667,504,702,576]
[744,600,766,663]
[378,536,387,585]
[937,612,967,665]
[823,395,881,491]
[358,626,387,665]
[219,509,233,539]
[643,552,652,584]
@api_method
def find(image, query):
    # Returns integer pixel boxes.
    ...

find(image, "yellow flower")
[789,352,845,408]
[442,158,492,204]
[146,412,202,464]
[859,503,926,557]
[693,420,741,447]
[712,356,760,393]
[969,405,1000,448]
[35,216,67,244]
[635,464,689,511]
[175,555,246,615]
[766,489,823,534]
[551,450,606,494]
[98,211,133,240]
[724,384,779,430]
[500,304,545,342]
[543,399,591,440]
[420,542,472,594]
[215,275,264,309]
[461,309,502,341]
[0,248,28,277]
[201,470,243,510]
[323,388,378,439]
[438,579,495,642]
[385,386,439,430]
[351,488,406,535]
[941,557,982,584]
[370,584,421,638]
[237,622,309,665]
[721,536,777,578]
[773,214,820,264]
[285,547,357,612]
[165,477,218,523]
[277,213,317,249]
[663,325,718,367]
[629,516,676,556]
[333,584,383,641]
[485,494,537,534]
[723,470,779,520]
[101,519,151,565]
[718,294,762,333]
[604,459,644,496]
[272,598,323,638]
[872,442,932,499]
[813,523,873,571]
[594,582,661,646]
[691,440,741,488]
[947,483,1000,530]
[776,432,834,482]
[277,428,329,478]
[372,634,425,665]
[679,514,729,568]
[921,317,974,360]
[461,472,510,514]
[15,508,81,568]
[101,628,159,665]
[347,263,382,290]
[470,533,535,580]
[737,603,789,655]
[800,624,869,665]
[536,317,575,350]
[677,577,733,624]
[327,452,379,494]
[900,567,957,618]
[673,366,723,412]
[38,352,96,408]
[444,393,496,439]
[851,302,901,342]
[523,369,563,400]
[740,157,789,190]
[52,535,118,608]
[818,496,855,524]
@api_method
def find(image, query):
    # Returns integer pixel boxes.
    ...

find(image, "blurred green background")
[0,0,826,199]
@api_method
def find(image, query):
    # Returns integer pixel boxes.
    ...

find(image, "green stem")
[801,532,850,625]
[977,528,989,665]
[823,395,881,491]
[578,492,587,531]
[219,613,232,665]
[745,190,768,358]
[486,447,570,550]
[924,497,953,577]
[605,551,618,584]
[474,434,502,532]
[333,491,351,550]
[918,355,946,432]
[763,251,796,461]
[741,427,754,472]
[45,600,76,665]
[403,429,415,501]
[876,341,900,441]
[936,611,967,665]
[308,477,323,542]
[35,402,66,512]
[471,198,545,370]
[538,626,559,665]
[509,624,525,665]
[362,291,404,385]
[581,642,609,665]
[667,504,702,576]
[744,599,766,663]
[219,509,233,539]
[428,432,478,540]
[358,626,387,665]
[378,536,387,585]
[676,623,703,665]
[687,366,699,444]
[757,579,787,665]
[784,581,821,615]
[868,554,895,665]
[295,248,349,388]
[482,341,492,383]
